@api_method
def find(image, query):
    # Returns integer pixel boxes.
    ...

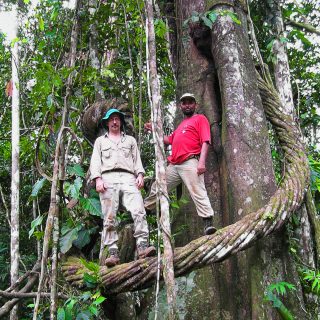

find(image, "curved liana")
[62,74,309,294]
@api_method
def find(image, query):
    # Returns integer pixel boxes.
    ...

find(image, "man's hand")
[136,173,144,189]
[145,121,170,145]
[197,161,206,175]
[144,122,152,132]
[95,177,106,193]
[197,142,209,175]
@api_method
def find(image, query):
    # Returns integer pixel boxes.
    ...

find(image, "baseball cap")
[101,108,125,122]
[180,93,196,102]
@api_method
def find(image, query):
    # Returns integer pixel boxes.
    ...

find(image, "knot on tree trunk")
[81,98,134,143]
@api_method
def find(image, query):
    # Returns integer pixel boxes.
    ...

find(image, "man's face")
[107,114,121,133]
[180,98,197,116]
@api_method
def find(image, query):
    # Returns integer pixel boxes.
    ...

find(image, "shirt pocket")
[121,146,131,158]
[102,146,112,159]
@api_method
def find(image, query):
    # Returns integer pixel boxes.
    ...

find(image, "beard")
[182,108,195,116]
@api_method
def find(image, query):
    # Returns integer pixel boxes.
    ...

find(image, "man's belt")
[187,154,200,161]
[102,168,134,174]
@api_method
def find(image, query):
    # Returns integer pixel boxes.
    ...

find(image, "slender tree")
[10,5,20,320]
[145,0,177,318]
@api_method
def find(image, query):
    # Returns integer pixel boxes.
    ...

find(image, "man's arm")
[163,136,170,145]
[131,138,145,190]
[197,141,210,175]
[144,122,171,145]
[89,138,106,193]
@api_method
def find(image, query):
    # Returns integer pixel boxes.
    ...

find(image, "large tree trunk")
[147,0,307,319]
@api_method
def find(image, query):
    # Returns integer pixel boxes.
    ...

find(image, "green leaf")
[83,273,98,288]
[88,305,98,316]
[126,68,132,78]
[31,178,47,198]
[67,164,85,178]
[46,94,53,107]
[64,177,83,199]
[73,229,91,249]
[290,247,296,253]
[191,15,200,23]
[57,308,66,320]
[170,202,180,209]
[267,39,275,50]
[311,278,319,291]
[65,299,76,320]
[101,68,115,78]
[38,16,44,31]
[154,19,168,39]
[227,12,241,25]
[201,16,213,29]
[208,11,217,23]
[60,228,79,254]
[80,258,100,273]
[75,311,91,320]
[93,296,106,305]
[51,8,59,21]
[80,197,102,217]
[33,231,44,240]
[183,19,190,27]
[29,215,44,239]
[80,291,92,302]
[280,37,289,43]
[11,37,19,48]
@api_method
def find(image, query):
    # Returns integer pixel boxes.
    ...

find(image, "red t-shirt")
[167,114,211,164]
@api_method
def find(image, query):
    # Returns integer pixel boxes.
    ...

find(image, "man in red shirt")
[144,93,216,235]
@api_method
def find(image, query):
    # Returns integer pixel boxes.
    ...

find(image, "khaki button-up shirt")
[90,133,145,180]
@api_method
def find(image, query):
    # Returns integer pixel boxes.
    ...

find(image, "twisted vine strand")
[62,75,309,294]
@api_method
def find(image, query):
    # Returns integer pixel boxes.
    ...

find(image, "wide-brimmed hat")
[180,93,196,102]
[101,108,125,123]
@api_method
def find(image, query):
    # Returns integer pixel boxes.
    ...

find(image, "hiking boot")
[137,241,156,259]
[105,248,120,267]
[203,217,217,235]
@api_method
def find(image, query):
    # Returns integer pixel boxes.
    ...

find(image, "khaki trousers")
[144,158,214,218]
[99,171,149,250]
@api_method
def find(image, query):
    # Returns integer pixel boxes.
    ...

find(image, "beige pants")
[100,171,149,250]
[144,158,214,218]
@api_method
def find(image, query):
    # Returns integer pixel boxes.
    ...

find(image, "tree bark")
[265,0,295,116]
[264,2,319,315]
[145,0,177,318]
[10,6,20,320]
[89,0,105,100]
[208,2,308,318]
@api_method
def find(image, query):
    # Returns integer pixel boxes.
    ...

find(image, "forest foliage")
[0,0,320,318]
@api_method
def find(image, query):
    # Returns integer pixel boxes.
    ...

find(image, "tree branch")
[285,17,320,36]
[0,263,39,318]
[0,290,68,299]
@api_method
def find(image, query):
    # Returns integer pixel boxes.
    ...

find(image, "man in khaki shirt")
[90,108,155,267]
